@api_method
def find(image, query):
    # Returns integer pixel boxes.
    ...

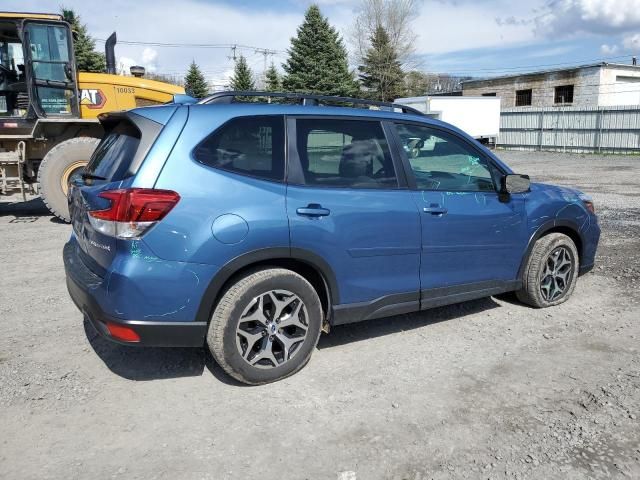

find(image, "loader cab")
[0,17,78,119]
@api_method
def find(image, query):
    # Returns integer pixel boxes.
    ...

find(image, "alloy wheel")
[540,246,574,302]
[236,289,309,369]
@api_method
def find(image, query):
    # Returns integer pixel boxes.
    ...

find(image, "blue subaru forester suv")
[64,92,600,384]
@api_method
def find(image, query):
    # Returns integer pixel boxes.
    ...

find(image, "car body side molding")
[331,279,522,326]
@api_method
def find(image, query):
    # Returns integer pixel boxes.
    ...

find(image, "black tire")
[37,137,100,222]
[207,268,323,385]
[516,233,579,308]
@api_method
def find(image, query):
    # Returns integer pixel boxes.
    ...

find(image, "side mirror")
[501,174,530,194]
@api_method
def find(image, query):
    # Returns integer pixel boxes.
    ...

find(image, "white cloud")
[116,48,158,75]
[117,56,137,75]
[3,0,632,76]
[141,47,158,73]
[600,43,619,55]
[622,33,640,51]
[412,0,538,55]
[597,33,640,58]
[4,0,307,77]
[534,0,640,37]
[526,45,576,58]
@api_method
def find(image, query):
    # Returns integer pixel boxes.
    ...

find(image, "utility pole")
[255,49,276,72]
[228,45,237,62]
[255,48,277,88]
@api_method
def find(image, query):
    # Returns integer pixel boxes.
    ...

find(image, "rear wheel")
[38,137,100,222]
[207,268,323,385]
[517,233,579,308]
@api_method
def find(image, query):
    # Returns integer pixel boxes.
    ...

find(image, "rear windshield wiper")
[81,173,107,181]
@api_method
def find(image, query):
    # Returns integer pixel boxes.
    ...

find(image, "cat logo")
[80,89,106,109]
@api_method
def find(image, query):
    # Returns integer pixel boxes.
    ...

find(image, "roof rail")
[198,91,425,116]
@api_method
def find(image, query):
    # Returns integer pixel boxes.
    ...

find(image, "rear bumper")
[64,242,207,347]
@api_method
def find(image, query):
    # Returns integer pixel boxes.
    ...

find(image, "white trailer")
[394,96,501,144]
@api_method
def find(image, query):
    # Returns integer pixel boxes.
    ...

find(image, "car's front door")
[391,122,528,297]
[286,117,421,323]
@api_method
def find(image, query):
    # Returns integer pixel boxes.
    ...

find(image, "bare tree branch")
[350,0,421,68]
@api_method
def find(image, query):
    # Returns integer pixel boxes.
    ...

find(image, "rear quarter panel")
[143,106,290,266]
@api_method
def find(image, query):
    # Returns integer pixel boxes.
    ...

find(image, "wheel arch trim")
[195,247,339,324]
[517,219,585,281]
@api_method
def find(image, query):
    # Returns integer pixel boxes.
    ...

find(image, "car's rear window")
[85,121,141,181]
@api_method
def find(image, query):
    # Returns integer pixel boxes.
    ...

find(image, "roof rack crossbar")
[198,91,424,116]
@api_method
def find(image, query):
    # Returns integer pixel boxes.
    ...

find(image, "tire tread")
[37,137,99,222]
[516,232,579,308]
[207,268,322,385]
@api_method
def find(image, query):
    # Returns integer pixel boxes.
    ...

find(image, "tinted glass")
[394,123,496,192]
[85,122,141,181]
[194,116,285,181]
[26,24,74,115]
[295,118,398,189]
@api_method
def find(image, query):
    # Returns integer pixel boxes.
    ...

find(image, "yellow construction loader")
[0,12,184,220]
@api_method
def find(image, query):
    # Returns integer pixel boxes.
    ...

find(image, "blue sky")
[4,0,640,85]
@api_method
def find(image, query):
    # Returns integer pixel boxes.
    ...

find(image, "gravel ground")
[1,151,639,480]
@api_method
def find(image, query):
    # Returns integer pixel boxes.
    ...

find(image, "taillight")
[88,188,180,238]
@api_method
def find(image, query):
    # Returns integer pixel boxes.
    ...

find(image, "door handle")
[296,204,330,217]
[423,206,448,215]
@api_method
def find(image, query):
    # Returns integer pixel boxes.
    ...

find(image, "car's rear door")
[390,121,528,297]
[286,116,421,323]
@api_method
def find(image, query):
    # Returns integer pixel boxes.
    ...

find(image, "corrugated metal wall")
[498,106,640,153]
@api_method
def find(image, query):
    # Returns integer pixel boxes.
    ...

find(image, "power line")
[95,38,285,54]
[426,54,635,75]
[97,36,630,74]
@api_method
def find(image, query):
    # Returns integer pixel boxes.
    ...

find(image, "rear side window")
[85,121,141,181]
[193,116,285,181]
[294,118,398,189]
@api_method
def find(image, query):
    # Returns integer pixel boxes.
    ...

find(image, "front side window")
[193,116,285,181]
[295,118,398,189]
[394,123,496,192]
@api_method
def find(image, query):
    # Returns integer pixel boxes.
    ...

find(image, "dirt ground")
[1,151,639,480]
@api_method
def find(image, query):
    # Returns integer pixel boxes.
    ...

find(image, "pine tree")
[358,25,405,102]
[282,5,358,96]
[265,63,281,92]
[61,8,105,73]
[184,61,209,98]
[229,55,256,91]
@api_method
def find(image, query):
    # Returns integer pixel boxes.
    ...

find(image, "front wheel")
[207,268,323,385]
[517,233,579,308]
